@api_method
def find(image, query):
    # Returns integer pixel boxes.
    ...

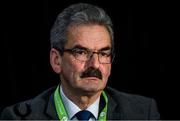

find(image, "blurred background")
[1,0,179,119]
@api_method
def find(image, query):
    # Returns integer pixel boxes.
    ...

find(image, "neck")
[61,86,102,110]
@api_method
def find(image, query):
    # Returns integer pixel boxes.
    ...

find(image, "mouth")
[83,76,100,79]
[82,77,101,82]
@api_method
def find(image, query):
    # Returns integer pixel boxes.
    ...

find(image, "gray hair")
[50,3,114,53]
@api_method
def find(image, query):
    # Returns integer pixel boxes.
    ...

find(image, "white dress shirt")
[60,85,100,121]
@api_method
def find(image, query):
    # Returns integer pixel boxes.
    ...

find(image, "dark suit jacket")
[0,86,160,120]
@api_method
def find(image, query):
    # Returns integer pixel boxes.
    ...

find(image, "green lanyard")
[54,85,108,121]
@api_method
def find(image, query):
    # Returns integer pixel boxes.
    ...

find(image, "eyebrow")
[72,45,89,50]
[99,46,111,51]
[72,45,111,51]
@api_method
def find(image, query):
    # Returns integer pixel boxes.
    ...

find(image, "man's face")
[60,24,112,95]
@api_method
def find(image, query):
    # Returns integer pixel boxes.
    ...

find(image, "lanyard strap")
[54,85,108,121]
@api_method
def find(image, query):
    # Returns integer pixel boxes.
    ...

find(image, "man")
[0,3,160,120]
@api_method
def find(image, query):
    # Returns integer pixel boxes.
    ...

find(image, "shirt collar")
[60,85,100,119]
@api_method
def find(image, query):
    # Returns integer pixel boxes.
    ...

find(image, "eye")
[99,51,111,57]
[74,49,88,55]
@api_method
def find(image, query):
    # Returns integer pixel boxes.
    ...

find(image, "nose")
[87,53,100,69]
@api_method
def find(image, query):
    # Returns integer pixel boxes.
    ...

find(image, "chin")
[80,84,105,94]
[75,78,107,94]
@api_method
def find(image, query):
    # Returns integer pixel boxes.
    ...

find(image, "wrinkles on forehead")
[65,24,112,51]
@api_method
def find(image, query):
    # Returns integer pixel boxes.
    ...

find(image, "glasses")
[55,47,115,64]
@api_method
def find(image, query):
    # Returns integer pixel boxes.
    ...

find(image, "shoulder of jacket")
[0,86,56,119]
[105,86,153,105]
[105,87,160,119]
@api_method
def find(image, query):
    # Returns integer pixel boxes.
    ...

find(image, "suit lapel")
[106,90,123,120]
[45,87,123,120]
[45,94,59,119]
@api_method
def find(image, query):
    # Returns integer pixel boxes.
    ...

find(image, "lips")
[82,76,100,80]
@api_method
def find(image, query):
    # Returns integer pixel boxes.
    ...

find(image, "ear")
[50,48,62,74]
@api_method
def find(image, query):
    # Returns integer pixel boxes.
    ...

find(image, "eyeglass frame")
[53,46,115,64]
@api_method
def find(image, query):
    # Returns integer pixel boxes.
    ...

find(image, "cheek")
[62,58,84,79]
[101,64,111,78]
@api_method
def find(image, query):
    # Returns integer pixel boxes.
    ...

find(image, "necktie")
[75,110,92,120]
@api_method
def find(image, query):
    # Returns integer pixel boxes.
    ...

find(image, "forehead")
[65,24,111,50]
